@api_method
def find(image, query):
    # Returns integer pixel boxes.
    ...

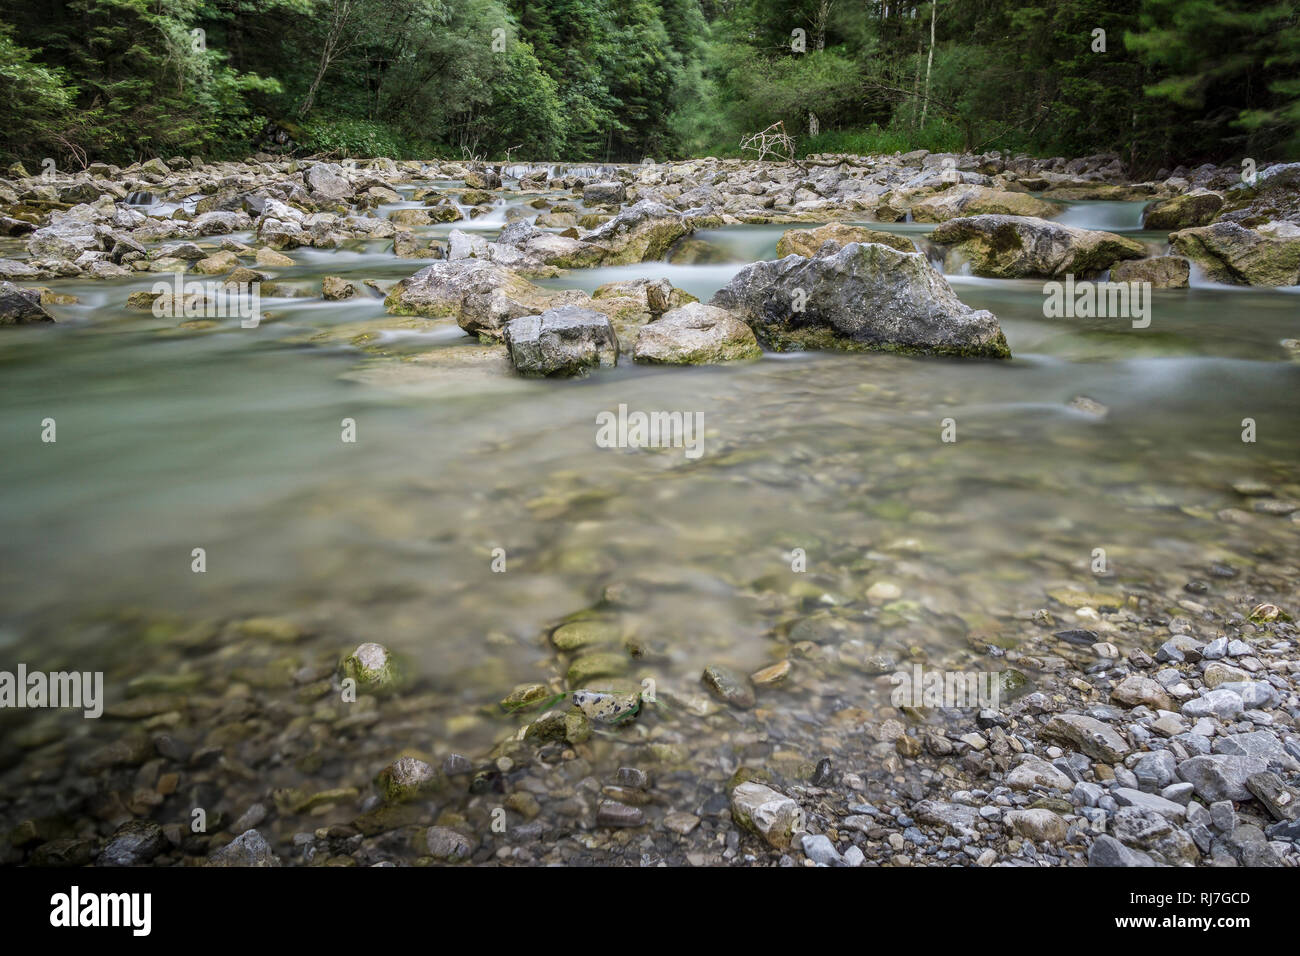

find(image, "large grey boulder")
[633,303,760,365]
[27,210,103,260]
[482,221,605,270]
[583,181,626,204]
[0,281,54,325]
[304,162,354,202]
[504,306,618,377]
[580,200,692,265]
[709,241,1010,358]
[909,185,1062,223]
[1177,754,1268,802]
[384,258,583,340]
[930,214,1146,278]
[1169,220,1300,286]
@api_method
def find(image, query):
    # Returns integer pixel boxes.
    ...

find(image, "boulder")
[710,241,1010,357]
[583,181,626,204]
[304,163,354,203]
[588,277,697,349]
[930,215,1146,278]
[1109,255,1190,288]
[775,221,915,257]
[1141,189,1223,229]
[1169,221,1300,286]
[1043,713,1131,762]
[1214,162,1300,227]
[580,200,691,265]
[910,185,1062,223]
[322,276,356,300]
[0,281,55,325]
[494,221,605,269]
[633,303,761,365]
[384,259,580,340]
[191,210,251,236]
[504,305,618,376]
[1177,754,1268,802]
[27,216,102,260]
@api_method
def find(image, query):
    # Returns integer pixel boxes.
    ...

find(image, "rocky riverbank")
[2,545,1297,867]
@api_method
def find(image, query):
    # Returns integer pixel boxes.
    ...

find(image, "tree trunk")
[813,0,832,52]
[298,0,356,118]
[920,0,936,127]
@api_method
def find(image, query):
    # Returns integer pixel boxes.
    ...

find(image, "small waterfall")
[1055,201,1146,232]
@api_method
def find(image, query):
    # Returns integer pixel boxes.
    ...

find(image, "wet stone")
[205,829,282,867]
[596,801,645,828]
[98,820,167,867]
[701,664,755,709]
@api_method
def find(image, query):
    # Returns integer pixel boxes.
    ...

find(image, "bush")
[297,117,410,158]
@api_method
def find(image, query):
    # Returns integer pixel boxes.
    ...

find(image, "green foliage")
[0,22,76,162]
[296,116,410,158]
[0,0,1296,166]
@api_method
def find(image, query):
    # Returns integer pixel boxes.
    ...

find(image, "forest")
[1,1,1298,177]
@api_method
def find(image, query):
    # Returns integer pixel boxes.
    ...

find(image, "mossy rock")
[565,652,629,687]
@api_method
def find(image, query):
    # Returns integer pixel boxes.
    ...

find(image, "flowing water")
[1,183,1297,859]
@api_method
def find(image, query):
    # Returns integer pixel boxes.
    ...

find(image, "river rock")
[1215,161,1300,227]
[912,799,980,838]
[930,214,1146,278]
[485,221,605,269]
[0,281,55,325]
[1006,754,1073,791]
[1005,808,1068,843]
[1142,189,1223,229]
[587,276,697,348]
[710,241,1009,357]
[504,305,618,377]
[1181,688,1244,720]
[1109,255,1190,288]
[730,781,801,848]
[775,221,915,256]
[341,642,395,687]
[583,181,626,204]
[1111,807,1199,865]
[1043,714,1131,763]
[1089,833,1155,866]
[910,185,1061,223]
[1111,674,1173,711]
[425,826,474,861]
[27,213,102,260]
[580,200,692,265]
[1113,787,1187,821]
[205,829,282,867]
[375,756,442,803]
[1169,220,1300,286]
[98,820,167,866]
[305,163,354,203]
[384,259,577,339]
[1177,754,1268,802]
[633,302,760,364]
[1246,772,1300,822]
[1213,731,1300,771]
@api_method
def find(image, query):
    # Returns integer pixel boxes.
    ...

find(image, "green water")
[1,190,1297,853]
